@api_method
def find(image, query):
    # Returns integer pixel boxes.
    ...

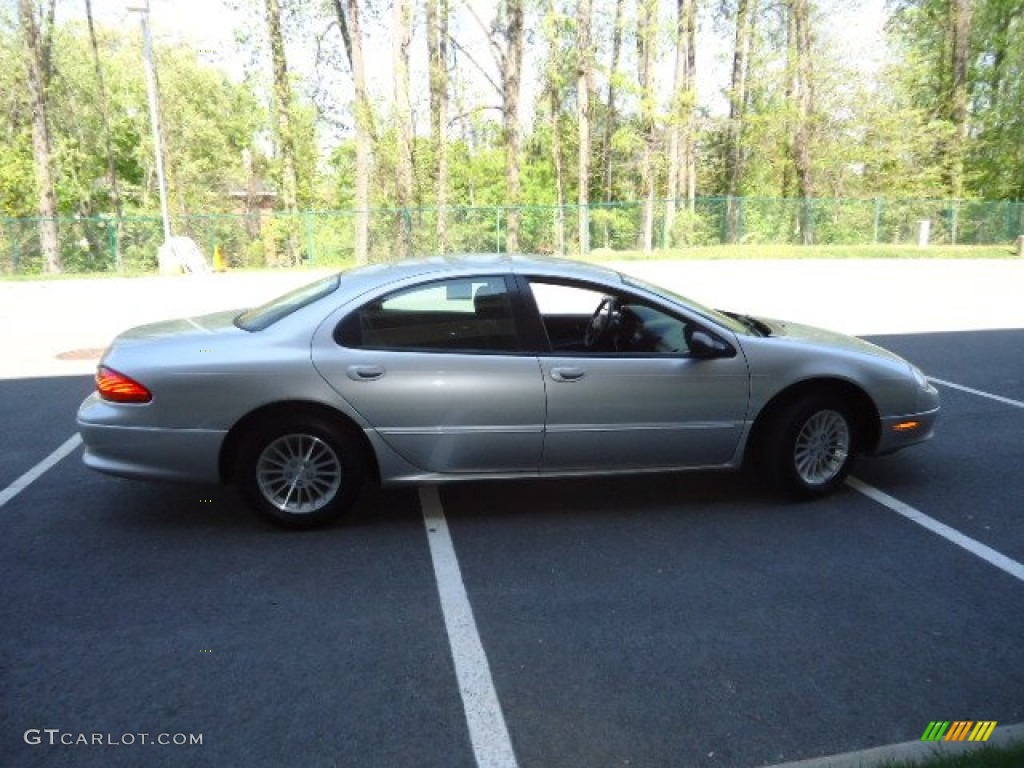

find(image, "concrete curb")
[761,722,1024,768]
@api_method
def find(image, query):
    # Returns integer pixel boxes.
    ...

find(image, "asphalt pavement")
[1,259,1022,767]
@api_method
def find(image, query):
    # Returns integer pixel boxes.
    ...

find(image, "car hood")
[759,317,908,364]
[113,309,245,343]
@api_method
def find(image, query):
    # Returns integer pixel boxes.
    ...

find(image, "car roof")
[332,253,625,299]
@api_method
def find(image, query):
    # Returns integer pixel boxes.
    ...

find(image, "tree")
[84,0,122,263]
[968,0,1024,199]
[331,0,375,265]
[888,0,1024,201]
[636,0,657,252]
[455,1,528,250]
[541,0,568,254]
[599,0,624,247]
[948,0,972,201]
[576,0,592,254]
[425,0,450,250]
[665,0,697,243]
[501,0,525,252]
[789,0,815,243]
[725,0,755,241]
[264,0,300,263]
[393,0,414,259]
[18,0,60,272]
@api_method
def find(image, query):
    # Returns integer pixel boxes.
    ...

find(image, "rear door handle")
[550,367,585,383]
[346,365,385,381]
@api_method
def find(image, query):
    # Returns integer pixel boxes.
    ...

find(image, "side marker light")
[892,421,920,432]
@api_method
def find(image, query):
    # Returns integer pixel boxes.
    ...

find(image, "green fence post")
[108,218,118,272]
[305,211,315,264]
[723,196,731,243]
[13,221,20,272]
[496,208,503,254]
[873,198,882,244]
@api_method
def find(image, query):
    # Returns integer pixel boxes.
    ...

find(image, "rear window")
[235,274,340,331]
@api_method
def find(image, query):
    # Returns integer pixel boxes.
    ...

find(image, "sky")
[59,0,891,129]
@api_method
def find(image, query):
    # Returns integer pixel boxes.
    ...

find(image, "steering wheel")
[584,296,620,349]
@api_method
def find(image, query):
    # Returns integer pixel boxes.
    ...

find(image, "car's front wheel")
[237,415,365,529]
[765,396,857,498]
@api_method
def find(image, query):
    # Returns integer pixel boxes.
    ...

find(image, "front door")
[526,279,750,471]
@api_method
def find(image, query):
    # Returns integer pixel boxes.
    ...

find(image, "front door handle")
[550,367,585,383]
[346,365,385,382]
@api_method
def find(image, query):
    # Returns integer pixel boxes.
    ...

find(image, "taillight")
[96,366,152,403]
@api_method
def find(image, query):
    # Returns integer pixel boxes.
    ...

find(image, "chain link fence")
[3,196,1022,274]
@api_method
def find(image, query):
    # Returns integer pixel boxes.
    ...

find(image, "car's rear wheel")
[765,396,856,498]
[237,415,365,529]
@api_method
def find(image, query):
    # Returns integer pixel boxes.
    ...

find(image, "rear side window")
[235,274,340,331]
[337,276,519,352]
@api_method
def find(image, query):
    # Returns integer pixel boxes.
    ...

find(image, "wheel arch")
[745,378,881,466]
[219,400,379,485]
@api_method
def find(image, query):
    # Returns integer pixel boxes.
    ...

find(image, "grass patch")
[2,242,1017,281]
[881,740,1024,767]
[0,263,337,282]
[586,243,1017,261]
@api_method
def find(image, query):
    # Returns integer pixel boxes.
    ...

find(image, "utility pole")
[127,0,172,243]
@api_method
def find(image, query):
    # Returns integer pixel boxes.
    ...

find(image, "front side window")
[337,276,519,352]
[528,280,696,355]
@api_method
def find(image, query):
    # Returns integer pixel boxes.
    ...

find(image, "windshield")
[621,273,750,335]
[235,274,340,331]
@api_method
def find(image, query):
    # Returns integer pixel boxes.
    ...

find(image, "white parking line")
[419,486,518,768]
[929,377,1024,409]
[847,477,1024,583]
[0,434,82,510]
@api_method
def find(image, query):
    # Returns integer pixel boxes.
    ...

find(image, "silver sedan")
[77,255,939,528]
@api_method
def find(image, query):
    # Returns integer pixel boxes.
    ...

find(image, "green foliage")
[0,22,264,223]
[888,0,1024,199]
[2,0,1022,275]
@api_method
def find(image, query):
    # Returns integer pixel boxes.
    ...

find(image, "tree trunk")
[601,0,624,247]
[333,0,375,265]
[85,0,123,268]
[543,0,566,254]
[636,0,657,252]
[576,0,592,255]
[502,0,524,253]
[425,0,449,252]
[949,0,972,207]
[789,0,814,244]
[550,88,566,255]
[726,0,754,243]
[393,0,414,259]
[681,0,697,212]
[665,0,697,245]
[264,0,300,264]
[19,0,60,272]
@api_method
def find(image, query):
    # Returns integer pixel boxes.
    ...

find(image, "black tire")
[236,414,365,529]
[763,395,857,499]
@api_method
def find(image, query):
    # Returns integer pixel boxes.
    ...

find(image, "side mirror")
[688,329,733,359]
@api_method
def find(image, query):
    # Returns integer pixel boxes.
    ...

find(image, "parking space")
[859,332,1024,563]
[0,376,92,490]
[2,264,1023,767]
[439,473,1023,767]
[2,405,476,768]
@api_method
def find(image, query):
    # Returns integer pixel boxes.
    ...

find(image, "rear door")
[312,275,546,473]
